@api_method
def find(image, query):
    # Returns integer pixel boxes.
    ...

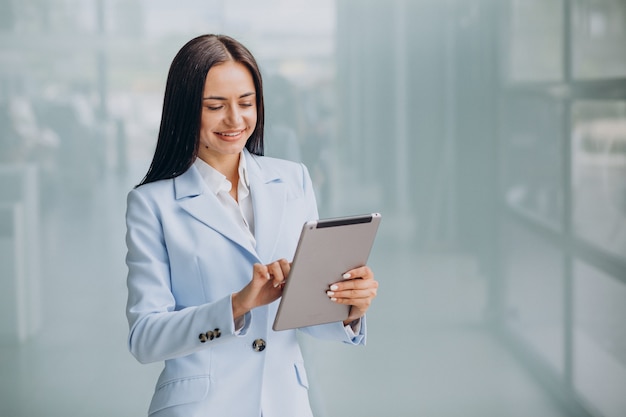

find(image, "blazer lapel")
[174,165,258,259]
[246,151,286,263]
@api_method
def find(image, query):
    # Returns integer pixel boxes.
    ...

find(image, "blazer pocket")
[294,361,309,389]
[148,376,210,415]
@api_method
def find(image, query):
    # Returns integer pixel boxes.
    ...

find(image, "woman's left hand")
[326,266,378,326]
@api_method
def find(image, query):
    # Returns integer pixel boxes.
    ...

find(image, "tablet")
[272,213,382,331]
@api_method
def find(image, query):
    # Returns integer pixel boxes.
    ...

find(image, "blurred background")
[1,0,625,416]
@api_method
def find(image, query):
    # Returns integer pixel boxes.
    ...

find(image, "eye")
[240,102,254,108]
[206,105,223,111]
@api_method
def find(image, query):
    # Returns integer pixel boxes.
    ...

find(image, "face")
[198,60,257,167]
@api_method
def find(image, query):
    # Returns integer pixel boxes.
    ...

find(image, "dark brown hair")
[138,34,264,186]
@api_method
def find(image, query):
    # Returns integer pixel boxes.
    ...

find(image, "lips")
[215,129,245,138]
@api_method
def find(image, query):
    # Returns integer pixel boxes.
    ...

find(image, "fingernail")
[330,284,339,291]
[274,283,280,288]
[326,291,334,296]
[330,297,337,302]
[343,273,351,279]
[266,273,271,280]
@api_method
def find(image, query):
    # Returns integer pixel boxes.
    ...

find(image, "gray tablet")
[272,213,382,331]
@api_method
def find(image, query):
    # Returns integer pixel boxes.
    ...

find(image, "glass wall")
[506,0,564,82]
[572,100,626,258]
[500,1,626,417]
[501,94,564,229]
[503,222,565,375]
[574,261,626,417]
[572,0,626,79]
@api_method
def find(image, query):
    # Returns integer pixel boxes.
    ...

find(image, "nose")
[225,106,242,126]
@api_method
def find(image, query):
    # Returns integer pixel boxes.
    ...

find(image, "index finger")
[267,259,291,288]
[277,258,291,277]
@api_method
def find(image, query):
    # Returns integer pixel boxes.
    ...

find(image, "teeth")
[219,131,242,137]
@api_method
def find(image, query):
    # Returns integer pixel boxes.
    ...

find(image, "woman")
[125,34,378,417]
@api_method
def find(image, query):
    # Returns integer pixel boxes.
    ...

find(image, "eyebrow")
[203,92,256,100]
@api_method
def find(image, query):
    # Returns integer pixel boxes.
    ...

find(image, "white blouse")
[193,152,255,248]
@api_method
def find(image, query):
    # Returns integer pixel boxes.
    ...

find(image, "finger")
[253,263,271,284]
[327,287,377,301]
[329,295,373,313]
[328,293,373,312]
[329,278,379,292]
[328,294,369,305]
[342,266,373,281]
[277,258,291,279]
[267,261,286,288]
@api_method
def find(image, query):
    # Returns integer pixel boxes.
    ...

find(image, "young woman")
[125,34,378,417]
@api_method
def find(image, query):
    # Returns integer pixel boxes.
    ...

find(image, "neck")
[199,152,240,181]
[198,152,240,201]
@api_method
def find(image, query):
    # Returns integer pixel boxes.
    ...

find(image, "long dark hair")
[138,34,265,186]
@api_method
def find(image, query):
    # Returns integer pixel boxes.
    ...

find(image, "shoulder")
[129,178,174,198]
[129,165,203,202]
[126,177,176,214]
[247,153,310,183]
[250,153,303,172]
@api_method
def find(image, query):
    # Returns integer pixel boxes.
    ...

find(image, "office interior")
[1,0,625,416]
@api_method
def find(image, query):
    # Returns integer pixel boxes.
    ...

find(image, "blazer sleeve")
[125,188,251,364]
[299,318,367,346]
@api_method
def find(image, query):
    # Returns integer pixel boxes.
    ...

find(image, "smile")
[216,129,245,137]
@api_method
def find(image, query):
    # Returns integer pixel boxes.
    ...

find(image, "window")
[500,1,626,415]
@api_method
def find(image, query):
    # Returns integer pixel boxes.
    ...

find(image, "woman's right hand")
[232,259,290,320]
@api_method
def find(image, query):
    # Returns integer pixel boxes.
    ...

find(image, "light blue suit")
[125,150,366,417]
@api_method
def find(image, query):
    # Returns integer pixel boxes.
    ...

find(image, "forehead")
[203,61,255,94]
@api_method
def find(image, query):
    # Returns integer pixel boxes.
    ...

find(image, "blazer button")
[214,328,221,338]
[199,333,207,343]
[252,339,266,352]
[206,331,214,341]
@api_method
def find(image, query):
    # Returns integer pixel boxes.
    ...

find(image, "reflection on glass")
[572,101,626,259]
[574,261,626,417]
[502,95,563,228]
[573,0,626,79]
[506,0,563,82]
[503,221,564,375]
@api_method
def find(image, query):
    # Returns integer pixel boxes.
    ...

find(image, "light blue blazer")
[125,150,366,417]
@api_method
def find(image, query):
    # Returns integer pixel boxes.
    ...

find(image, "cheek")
[200,114,217,133]
[246,109,258,127]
